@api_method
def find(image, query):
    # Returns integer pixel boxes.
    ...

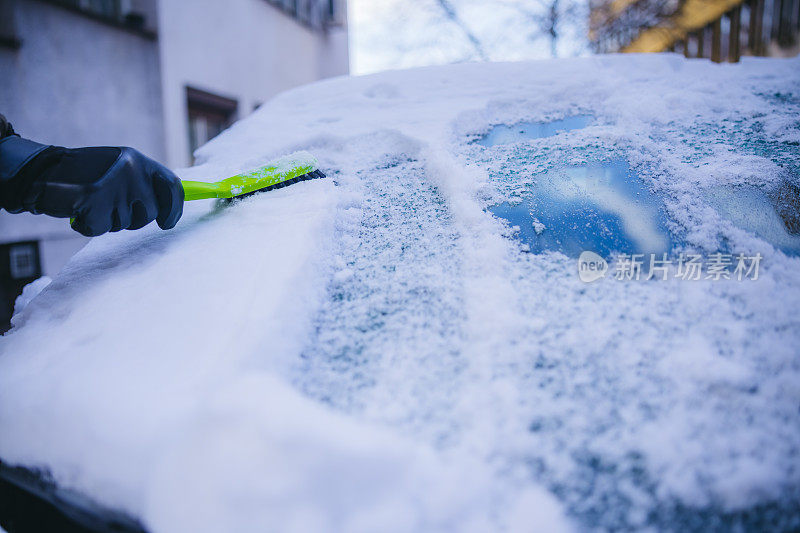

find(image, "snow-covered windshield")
[1,56,799,532]
[481,114,800,258]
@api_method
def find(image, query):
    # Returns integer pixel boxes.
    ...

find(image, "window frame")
[186,86,238,163]
[263,0,343,30]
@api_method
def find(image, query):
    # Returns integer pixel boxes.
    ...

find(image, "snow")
[12,276,51,320]
[2,54,800,531]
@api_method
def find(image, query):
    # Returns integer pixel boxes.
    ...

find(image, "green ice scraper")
[181,151,325,201]
[69,152,325,226]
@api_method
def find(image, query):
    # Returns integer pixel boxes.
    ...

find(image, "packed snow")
[12,276,52,318]
[1,55,800,532]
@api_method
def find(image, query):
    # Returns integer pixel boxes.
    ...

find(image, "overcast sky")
[349,0,590,75]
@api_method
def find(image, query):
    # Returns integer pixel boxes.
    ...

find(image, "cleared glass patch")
[490,159,674,258]
[477,115,592,147]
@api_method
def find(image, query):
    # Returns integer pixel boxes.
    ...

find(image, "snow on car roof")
[2,55,800,532]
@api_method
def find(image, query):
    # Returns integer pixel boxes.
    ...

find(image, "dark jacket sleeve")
[0,114,50,212]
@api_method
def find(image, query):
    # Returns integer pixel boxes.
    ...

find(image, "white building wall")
[156,0,349,168]
[0,0,166,158]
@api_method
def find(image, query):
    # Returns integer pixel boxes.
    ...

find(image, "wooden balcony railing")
[657,0,798,62]
[592,0,800,62]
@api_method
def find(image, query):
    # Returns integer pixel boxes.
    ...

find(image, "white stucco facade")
[0,0,166,158]
[157,0,349,168]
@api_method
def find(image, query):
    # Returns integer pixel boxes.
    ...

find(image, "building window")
[186,87,238,163]
[70,0,122,20]
[264,0,342,29]
[36,0,155,35]
[0,0,21,49]
[0,241,42,333]
[8,244,38,279]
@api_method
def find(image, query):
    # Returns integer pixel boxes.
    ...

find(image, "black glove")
[0,137,183,237]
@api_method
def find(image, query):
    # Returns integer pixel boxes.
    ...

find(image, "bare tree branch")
[435,0,489,61]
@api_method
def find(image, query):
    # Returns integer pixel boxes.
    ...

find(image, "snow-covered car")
[1,55,799,533]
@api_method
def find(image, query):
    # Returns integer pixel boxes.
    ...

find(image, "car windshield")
[2,56,800,532]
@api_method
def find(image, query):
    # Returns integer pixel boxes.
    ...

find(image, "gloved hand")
[0,141,183,237]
